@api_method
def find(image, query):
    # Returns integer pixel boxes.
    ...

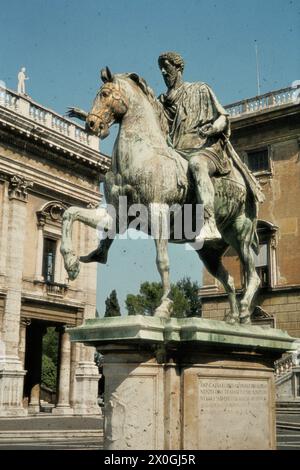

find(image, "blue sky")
[1,1,299,314]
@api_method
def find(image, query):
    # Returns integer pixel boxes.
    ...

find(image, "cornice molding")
[0,156,101,206]
[0,105,111,175]
[230,102,300,131]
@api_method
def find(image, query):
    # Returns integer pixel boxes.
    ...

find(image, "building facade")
[0,85,110,416]
[201,85,300,338]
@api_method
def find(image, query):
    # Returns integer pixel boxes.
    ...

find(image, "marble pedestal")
[72,361,102,416]
[0,356,27,417]
[68,316,297,450]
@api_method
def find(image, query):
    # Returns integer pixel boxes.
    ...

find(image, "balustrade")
[0,86,97,149]
[275,350,300,378]
[225,85,300,118]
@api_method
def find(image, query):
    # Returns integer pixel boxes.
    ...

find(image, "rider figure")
[158,51,232,241]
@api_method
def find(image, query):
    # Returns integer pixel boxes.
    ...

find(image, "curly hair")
[158,52,185,72]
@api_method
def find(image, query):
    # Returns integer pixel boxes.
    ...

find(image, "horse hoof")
[154,310,170,319]
[225,317,239,326]
[67,260,80,281]
[240,315,251,325]
[154,299,173,319]
[80,249,107,264]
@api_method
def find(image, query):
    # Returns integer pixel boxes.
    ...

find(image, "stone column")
[19,318,31,368]
[0,182,9,276]
[28,323,46,414]
[52,327,73,415]
[0,175,32,417]
[71,223,100,416]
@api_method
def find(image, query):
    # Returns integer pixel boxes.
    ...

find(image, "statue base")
[68,316,297,450]
[0,356,27,417]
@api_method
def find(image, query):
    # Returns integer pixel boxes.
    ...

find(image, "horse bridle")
[89,82,128,128]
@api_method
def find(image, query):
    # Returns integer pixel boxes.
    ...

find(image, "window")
[42,238,57,283]
[246,148,270,173]
[254,220,279,288]
[254,243,269,287]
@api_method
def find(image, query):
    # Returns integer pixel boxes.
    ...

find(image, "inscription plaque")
[197,377,271,449]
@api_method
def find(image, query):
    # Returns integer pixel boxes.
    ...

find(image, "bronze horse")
[61,68,261,324]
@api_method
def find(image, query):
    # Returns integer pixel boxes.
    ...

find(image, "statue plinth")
[68,316,297,450]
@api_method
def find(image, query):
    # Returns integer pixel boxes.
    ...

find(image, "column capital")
[8,174,33,202]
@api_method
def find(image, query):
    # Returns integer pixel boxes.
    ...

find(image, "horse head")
[86,67,129,139]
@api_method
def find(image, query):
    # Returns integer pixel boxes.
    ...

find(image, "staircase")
[0,416,104,450]
[275,349,300,450]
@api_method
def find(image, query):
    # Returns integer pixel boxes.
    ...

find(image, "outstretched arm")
[66,107,88,122]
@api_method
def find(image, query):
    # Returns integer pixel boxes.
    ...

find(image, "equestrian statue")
[62,52,264,325]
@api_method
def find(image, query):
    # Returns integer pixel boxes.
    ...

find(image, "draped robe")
[159,82,264,203]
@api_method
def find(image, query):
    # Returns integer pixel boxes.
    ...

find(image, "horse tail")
[251,228,260,256]
[246,191,260,256]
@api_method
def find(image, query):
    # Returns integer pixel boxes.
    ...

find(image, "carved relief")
[36,201,67,227]
[104,372,159,449]
[20,317,31,328]
[105,392,126,447]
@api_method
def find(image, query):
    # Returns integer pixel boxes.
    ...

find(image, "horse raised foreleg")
[61,206,113,281]
[80,238,114,264]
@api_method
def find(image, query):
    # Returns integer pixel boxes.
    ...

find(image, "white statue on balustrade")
[17,67,29,95]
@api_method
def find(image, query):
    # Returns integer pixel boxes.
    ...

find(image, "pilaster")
[0,174,32,417]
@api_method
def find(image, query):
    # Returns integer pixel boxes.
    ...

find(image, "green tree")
[126,282,162,316]
[140,282,163,315]
[176,277,202,317]
[125,278,201,318]
[126,294,144,315]
[170,284,189,318]
[41,354,57,390]
[105,289,121,317]
[41,327,59,391]
[43,327,59,366]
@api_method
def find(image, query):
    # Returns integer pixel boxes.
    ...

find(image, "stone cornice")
[21,292,86,310]
[229,102,300,131]
[0,155,102,206]
[0,104,111,176]
[201,284,300,300]
[68,315,297,352]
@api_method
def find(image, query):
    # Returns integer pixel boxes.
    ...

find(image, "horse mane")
[124,73,169,137]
